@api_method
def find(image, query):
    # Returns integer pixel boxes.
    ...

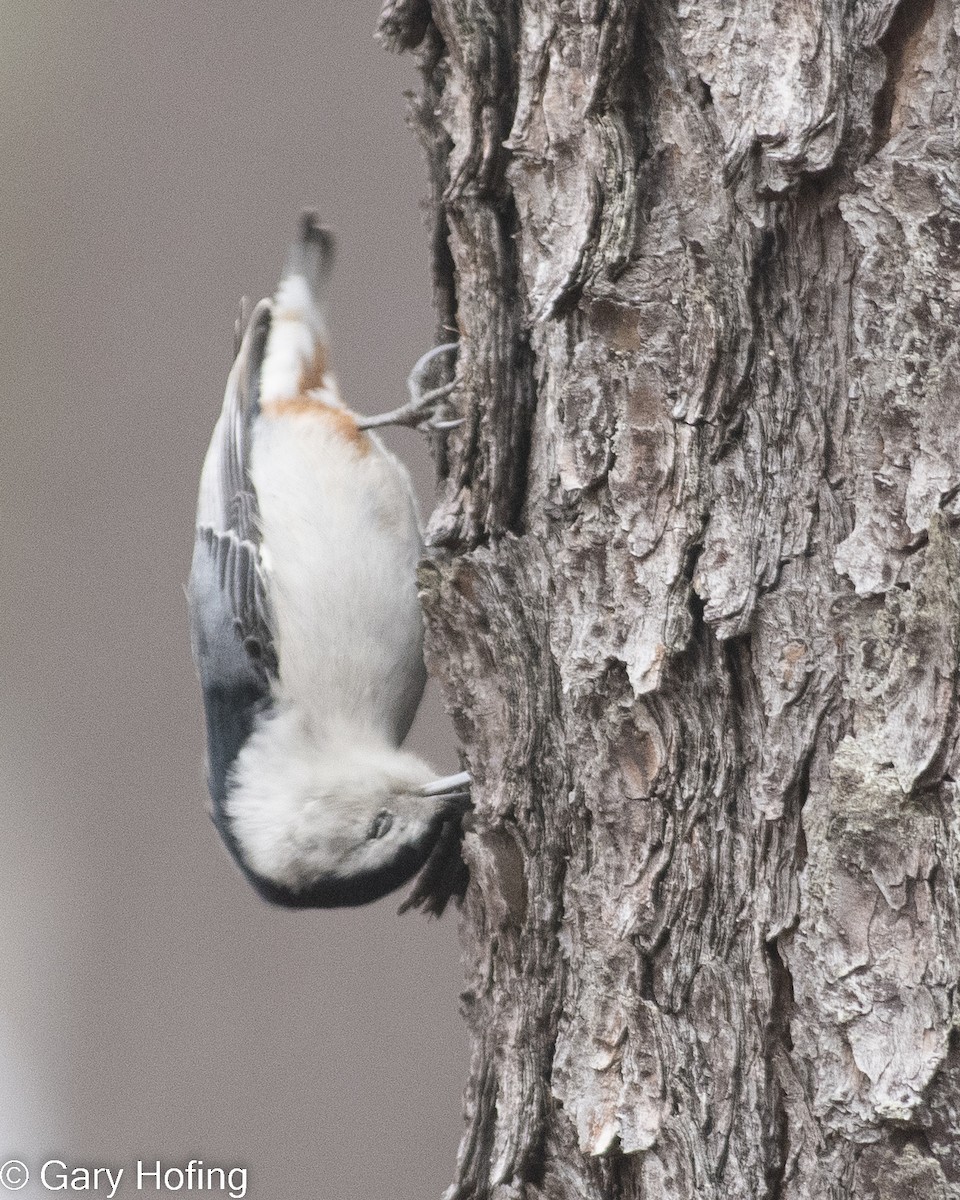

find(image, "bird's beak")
[418,771,472,811]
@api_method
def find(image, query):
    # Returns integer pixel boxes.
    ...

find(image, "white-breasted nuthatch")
[187,214,469,914]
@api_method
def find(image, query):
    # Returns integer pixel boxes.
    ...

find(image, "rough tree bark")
[379,1,960,1196]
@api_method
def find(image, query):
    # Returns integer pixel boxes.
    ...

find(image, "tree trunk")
[379,1,960,1196]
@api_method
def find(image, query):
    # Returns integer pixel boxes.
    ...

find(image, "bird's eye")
[368,810,394,840]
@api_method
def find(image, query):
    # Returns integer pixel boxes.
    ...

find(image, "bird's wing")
[192,300,276,677]
[188,300,277,808]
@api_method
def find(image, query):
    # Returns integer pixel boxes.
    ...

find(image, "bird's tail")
[283,211,336,296]
[260,213,337,407]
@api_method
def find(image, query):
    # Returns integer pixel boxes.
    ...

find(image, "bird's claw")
[356,343,462,433]
[411,380,466,433]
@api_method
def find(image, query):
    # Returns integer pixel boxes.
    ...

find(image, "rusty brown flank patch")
[262,393,371,455]
[259,327,369,454]
[299,340,328,393]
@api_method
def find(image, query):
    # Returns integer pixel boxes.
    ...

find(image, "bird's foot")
[356,343,461,432]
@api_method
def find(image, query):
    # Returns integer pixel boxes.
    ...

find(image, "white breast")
[249,414,426,747]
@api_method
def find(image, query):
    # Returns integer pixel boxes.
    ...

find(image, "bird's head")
[216,709,469,909]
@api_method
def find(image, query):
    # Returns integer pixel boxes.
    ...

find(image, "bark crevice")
[872,0,938,152]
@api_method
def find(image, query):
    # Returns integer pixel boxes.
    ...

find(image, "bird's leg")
[356,343,462,432]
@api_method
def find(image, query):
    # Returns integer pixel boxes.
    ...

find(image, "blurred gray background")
[0,3,467,1197]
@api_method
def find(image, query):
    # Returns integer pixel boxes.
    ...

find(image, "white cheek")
[225,718,347,887]
[227,778,315,886]
[224,710,441,888]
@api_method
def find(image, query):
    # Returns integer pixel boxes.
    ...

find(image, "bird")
[187,213,469,915]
